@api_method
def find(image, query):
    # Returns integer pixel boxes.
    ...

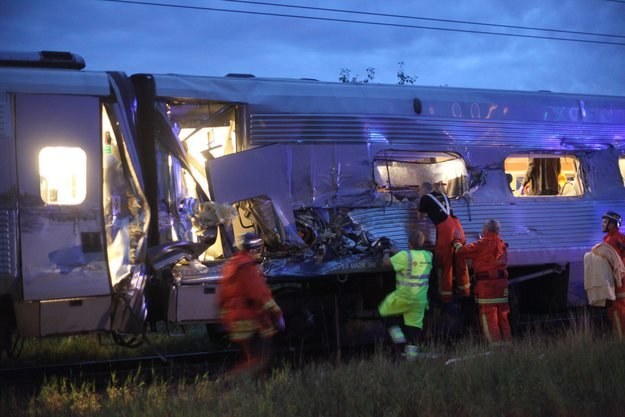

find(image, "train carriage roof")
[0,66,112,96]
[141,73,625,150]
[140,73,625,125]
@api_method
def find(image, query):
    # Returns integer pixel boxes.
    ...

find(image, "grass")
[3,315,625,417]
[0,324,227,368]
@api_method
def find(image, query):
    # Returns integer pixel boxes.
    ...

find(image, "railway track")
[0,341,358,397]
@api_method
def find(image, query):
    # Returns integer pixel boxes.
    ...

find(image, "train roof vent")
[0,50,86,70]
[225,73,256,78]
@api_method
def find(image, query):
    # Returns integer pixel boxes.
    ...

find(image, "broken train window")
[504,154,583,197]
[156,100,239,259]
[373,150,469,200]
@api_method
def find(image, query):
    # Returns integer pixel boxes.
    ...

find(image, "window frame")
[504,153,583,197]
[373,150,469,199]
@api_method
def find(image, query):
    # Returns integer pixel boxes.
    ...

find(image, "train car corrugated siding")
[350,199,625,267]
[250,115,624,148]
[0,209,18,278]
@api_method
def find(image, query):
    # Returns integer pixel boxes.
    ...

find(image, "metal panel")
[0,67,110,96]
[349,205,422,249]
[15,94,110,300]
[147,74,625,150]
[0,95,6,141]
[40,296,111,336]
[13,300,39,337]
[0,92,19,295]
[0,209,17,278]
[249,114,624,149]
[167,283,221,323]
[349,199,625,268]
[149,74,625,122]
[16,296,113,337]
[207,144,303,245]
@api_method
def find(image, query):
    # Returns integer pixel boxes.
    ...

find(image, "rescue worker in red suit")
[454,219,512,345]
[601,211,625,338]
[418,181,470,304]
[218,232,285,376]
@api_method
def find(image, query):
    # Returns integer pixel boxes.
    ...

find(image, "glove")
[452,241,463,252]
[275,315,286,332]
[376,237,392,250]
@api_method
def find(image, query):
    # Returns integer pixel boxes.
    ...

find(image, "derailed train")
[1,51,625,356]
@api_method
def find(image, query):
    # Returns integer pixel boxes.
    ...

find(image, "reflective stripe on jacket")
[218,251,282,332]
[474,279,509,304]
[390,249,433,301]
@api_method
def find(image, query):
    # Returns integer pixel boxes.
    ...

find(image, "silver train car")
[0,52,154,354]
[2,51,625,355]
[135,71,625,342]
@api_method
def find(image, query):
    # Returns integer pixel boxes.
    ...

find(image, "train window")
[166,101,237,199]
[373,150,468,199]
[504,154,583,197]
[168,101,237,160]
[39,146,87,205]
[619,155,625,187]
[180,122,236,160]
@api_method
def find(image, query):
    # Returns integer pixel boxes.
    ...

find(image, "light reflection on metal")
[452,102,462,117]
[367,130,387,143]
[578,100,586,120]
[470,103,480,118]
[486,104,498,119]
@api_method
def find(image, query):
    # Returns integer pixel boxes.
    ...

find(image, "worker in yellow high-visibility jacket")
[378,230,433,359]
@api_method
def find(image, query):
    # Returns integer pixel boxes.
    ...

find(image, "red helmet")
[602,211,622,228]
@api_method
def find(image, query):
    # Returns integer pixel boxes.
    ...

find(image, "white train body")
[1,52,625,352]
[0,54,149,344]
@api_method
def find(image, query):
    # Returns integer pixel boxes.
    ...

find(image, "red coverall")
[219,250,283,370]
[456,231,512,345]
[603,229,625,338]
[436,216,471,302]
[419,192,470,302]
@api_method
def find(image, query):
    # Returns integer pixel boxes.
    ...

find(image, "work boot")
[388,325,406,344]
[403,344,418,361]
